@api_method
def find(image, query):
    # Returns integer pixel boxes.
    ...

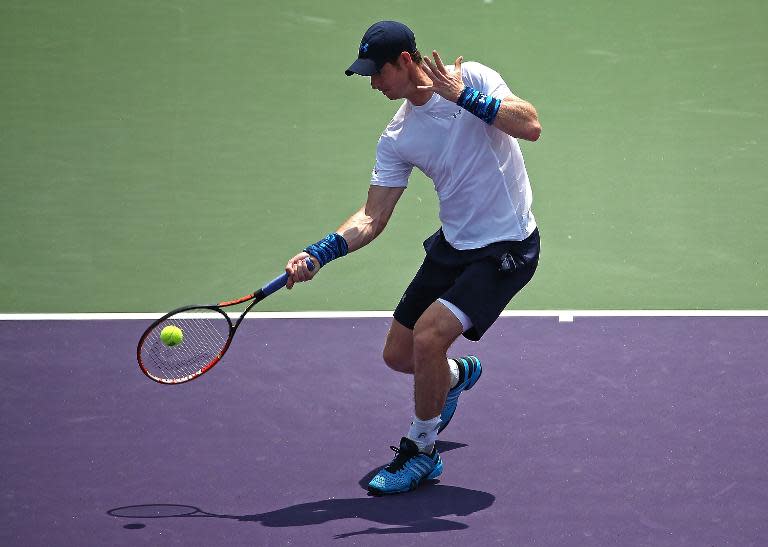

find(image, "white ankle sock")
[448,358,460,389]
[407,416,441,452]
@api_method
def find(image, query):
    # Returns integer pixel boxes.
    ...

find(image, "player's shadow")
[239,482,495,538]
[109,441,495,538]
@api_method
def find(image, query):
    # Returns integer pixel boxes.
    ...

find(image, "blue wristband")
[457,86,501,125]
[304,232,349,267]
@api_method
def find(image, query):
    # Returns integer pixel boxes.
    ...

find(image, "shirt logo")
[360,42,369,54]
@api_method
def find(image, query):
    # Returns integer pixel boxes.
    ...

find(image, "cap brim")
[345,57,377,76]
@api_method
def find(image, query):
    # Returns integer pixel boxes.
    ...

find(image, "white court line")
[0,310,766,322]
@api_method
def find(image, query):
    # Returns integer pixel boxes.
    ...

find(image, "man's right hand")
[285,253,320,289]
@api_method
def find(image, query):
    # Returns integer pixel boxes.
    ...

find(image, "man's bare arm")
[492,94,541,141]
[336,185,406,252]
[285,185,406,287]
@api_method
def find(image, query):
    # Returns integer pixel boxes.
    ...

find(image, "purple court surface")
[2,316,767,546]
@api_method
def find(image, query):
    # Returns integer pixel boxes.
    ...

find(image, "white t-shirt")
[370,61,537,250]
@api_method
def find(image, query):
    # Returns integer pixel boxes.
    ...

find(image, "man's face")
[369,58,410,100]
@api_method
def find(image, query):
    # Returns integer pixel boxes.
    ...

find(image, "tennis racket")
[137,259,313,384]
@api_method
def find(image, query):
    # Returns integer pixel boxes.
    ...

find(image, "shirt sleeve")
[370,130,413,188]
[461,61,512,100]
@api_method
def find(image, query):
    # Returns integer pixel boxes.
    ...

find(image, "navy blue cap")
[345,21,416,76]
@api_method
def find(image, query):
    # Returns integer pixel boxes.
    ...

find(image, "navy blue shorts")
[393,228,540,341]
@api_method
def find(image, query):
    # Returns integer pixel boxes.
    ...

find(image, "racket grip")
[262,258,315,297]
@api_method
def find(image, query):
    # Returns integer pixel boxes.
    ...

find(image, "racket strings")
[140,312,231,382]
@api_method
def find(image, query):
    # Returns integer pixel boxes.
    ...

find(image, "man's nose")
[370,75,380,89]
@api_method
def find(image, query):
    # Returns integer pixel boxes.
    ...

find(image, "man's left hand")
[417,50,464,103]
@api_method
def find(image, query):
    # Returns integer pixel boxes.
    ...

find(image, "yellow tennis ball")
[160,325,183,347]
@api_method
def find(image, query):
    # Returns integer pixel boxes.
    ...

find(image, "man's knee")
[382,321,414,373]
[382,345,409,372]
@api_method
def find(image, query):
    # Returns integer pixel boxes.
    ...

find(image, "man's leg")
[412,300,464,420]
[382,308,477,425]
[367,301,464,496]
[384,300,465,420]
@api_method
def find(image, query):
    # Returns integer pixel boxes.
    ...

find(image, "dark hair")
[384,49,422,70]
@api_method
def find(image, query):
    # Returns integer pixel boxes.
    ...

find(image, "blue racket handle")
[261,257,315,297]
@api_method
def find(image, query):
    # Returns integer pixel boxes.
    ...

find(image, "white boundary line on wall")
[1,310,767,323]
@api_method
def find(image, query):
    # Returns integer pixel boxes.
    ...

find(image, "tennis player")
[285,20,541,495]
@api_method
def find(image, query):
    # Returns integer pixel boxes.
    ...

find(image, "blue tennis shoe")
[368,437,443,495]
[438,355,482,433]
